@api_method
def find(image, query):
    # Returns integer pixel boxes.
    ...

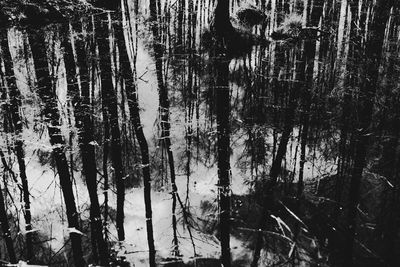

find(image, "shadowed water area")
[0,0,399,266]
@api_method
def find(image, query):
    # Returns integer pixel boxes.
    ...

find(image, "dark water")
[0,0,399,266]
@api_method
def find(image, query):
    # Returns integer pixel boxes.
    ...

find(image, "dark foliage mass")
[0,0,399,266]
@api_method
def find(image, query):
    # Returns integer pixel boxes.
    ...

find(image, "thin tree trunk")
[93,14,111,241]
[250,93,296,267]
[0,30,34,263]
[297,116,308,198]
[177,0,185,50]
[95,13,126,242]
[122,48,157,267]
[103,112,110,239]
[119,3,157,265]
[291,5,323,263]
[62,22,109,265]
[27,27,85,266]
[297,0,323,198]
[148,3,180,255]
[0,166,17,264]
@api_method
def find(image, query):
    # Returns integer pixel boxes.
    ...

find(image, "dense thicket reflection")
[0,0,399,266]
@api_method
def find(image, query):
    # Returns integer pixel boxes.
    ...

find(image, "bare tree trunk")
[95,13,126,242]
[297,0,323,198]
[215,59,231,267]
[177,0,185,51]
[148,2,181,255]
[127,80,157,267]
[103,112,110,239]
[0,166,17,264]
[119,2,157,265]
[27,27,85,266]
[62,21,109,265]
[290,5,323,263]
[0,30,34,263]
[250,91,296,267]
[211,16,232,265]
[93,15,111,241]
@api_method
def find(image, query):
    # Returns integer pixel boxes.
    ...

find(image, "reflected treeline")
[0,0,399,266]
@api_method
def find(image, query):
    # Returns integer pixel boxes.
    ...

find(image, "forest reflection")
[0,0,399,266]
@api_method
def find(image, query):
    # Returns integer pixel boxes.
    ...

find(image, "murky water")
[1,0,399,266]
